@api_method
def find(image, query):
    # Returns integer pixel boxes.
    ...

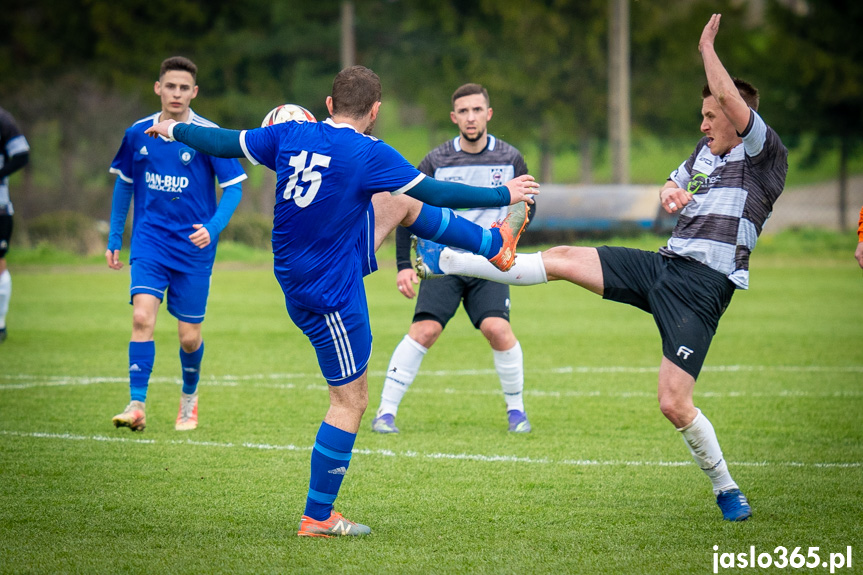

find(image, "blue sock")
[406,204,502,258]
[180,341,204,395]
[128,341,155,403]
[304,422,356,521]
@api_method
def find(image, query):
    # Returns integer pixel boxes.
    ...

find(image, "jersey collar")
[324,117,358,132]
[453,134,496,153]
[324,117,379,141]
[151,109,197,142]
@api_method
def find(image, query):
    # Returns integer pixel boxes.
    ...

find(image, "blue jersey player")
[108,57,247,433]
[145,65,538,538]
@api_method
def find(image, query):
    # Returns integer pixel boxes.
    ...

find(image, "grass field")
[1,232,861,574]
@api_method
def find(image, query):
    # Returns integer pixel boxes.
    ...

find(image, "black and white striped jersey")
[418,135,528,229]
[0,107,31,214]
[661,110,788,289]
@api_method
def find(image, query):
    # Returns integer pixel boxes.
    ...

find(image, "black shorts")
[597,246,735,379]
[413,275,511,329]
[0,214,12,258]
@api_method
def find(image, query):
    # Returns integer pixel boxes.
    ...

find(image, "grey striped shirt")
[661,110,788,289]
[418,135,528,229]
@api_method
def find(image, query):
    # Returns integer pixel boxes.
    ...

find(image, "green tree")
[366,0,607,183]
[762,0,863,229]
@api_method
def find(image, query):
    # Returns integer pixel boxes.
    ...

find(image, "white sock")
[494,341,525,412]
[0,269,11,329]
[377,335,428,417]
[440,249,547,286]
[678,408,738,495]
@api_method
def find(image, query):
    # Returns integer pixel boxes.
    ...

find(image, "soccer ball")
[261,104,317,127]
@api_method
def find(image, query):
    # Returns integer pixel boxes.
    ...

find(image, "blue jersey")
[110,111,247,274]
[241,118,424,312]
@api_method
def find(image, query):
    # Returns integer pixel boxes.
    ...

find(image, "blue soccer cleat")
[371,413,400,434]
[716,489,752,521]
[414,237,445,280]
[507,409,532,433]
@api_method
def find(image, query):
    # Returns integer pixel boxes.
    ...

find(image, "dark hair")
[451,83,489,108]
[702,77,759,111]
[160,56,198,82]
[331,66,382,119]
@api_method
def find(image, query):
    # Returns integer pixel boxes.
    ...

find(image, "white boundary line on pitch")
[2,365,862,393]
[1,430,861,470]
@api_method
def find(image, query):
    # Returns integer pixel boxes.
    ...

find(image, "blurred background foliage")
[0,0,860,253]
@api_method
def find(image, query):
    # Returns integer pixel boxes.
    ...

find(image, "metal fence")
[523,177,863,244]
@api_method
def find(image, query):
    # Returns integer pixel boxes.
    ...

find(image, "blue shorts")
[130,258,211,324]
[285,283,372,386]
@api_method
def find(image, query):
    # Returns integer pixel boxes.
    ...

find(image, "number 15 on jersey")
[284,151,331,208]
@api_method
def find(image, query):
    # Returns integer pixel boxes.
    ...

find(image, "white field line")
[0,365,863,397]
[1,430,860,470]
[2,365,862,396]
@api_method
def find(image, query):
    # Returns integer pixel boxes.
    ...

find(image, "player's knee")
[400,195,423,227]
[332,390,368,418]
[480,319,514,348]
[544,245,584,262]
[658,395,692,427]
[131,308,156,332]
[178,332,201,353]
[408,321,442,348]
[355,392,369,414]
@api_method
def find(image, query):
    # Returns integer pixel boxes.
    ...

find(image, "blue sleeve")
[109,130,134,183]
[107,177,134,251]
[241,126,281,170]
[172,123,245,158]
[406,176,509,209]
[203,183,242,238]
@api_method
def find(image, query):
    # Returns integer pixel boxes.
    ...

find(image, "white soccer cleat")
[113,400,146,432]
[175,392,199,431]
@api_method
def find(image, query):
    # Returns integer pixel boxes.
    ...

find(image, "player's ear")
[325,96,335,116]
[370,101,381,120]
[487,107,493,121]
[450,110,458,124]
[191,85,199,100]
[154,81,162,96]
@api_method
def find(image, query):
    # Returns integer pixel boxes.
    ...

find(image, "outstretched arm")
[699,14,751,134]
[145,120,245,158]
[407,174,538,208]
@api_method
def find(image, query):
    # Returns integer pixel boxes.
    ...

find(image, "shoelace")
[179,397,195,419]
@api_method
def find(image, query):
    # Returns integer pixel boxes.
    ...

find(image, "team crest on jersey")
[687,173,709,194]
[179,147,196,165]
[489,167,504,186]
[687,172,722,195]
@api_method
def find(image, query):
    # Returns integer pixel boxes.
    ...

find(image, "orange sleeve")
[859,205,863,242]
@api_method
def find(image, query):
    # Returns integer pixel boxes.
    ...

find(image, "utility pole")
[341,1,356,69]
[608,0,630,184]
